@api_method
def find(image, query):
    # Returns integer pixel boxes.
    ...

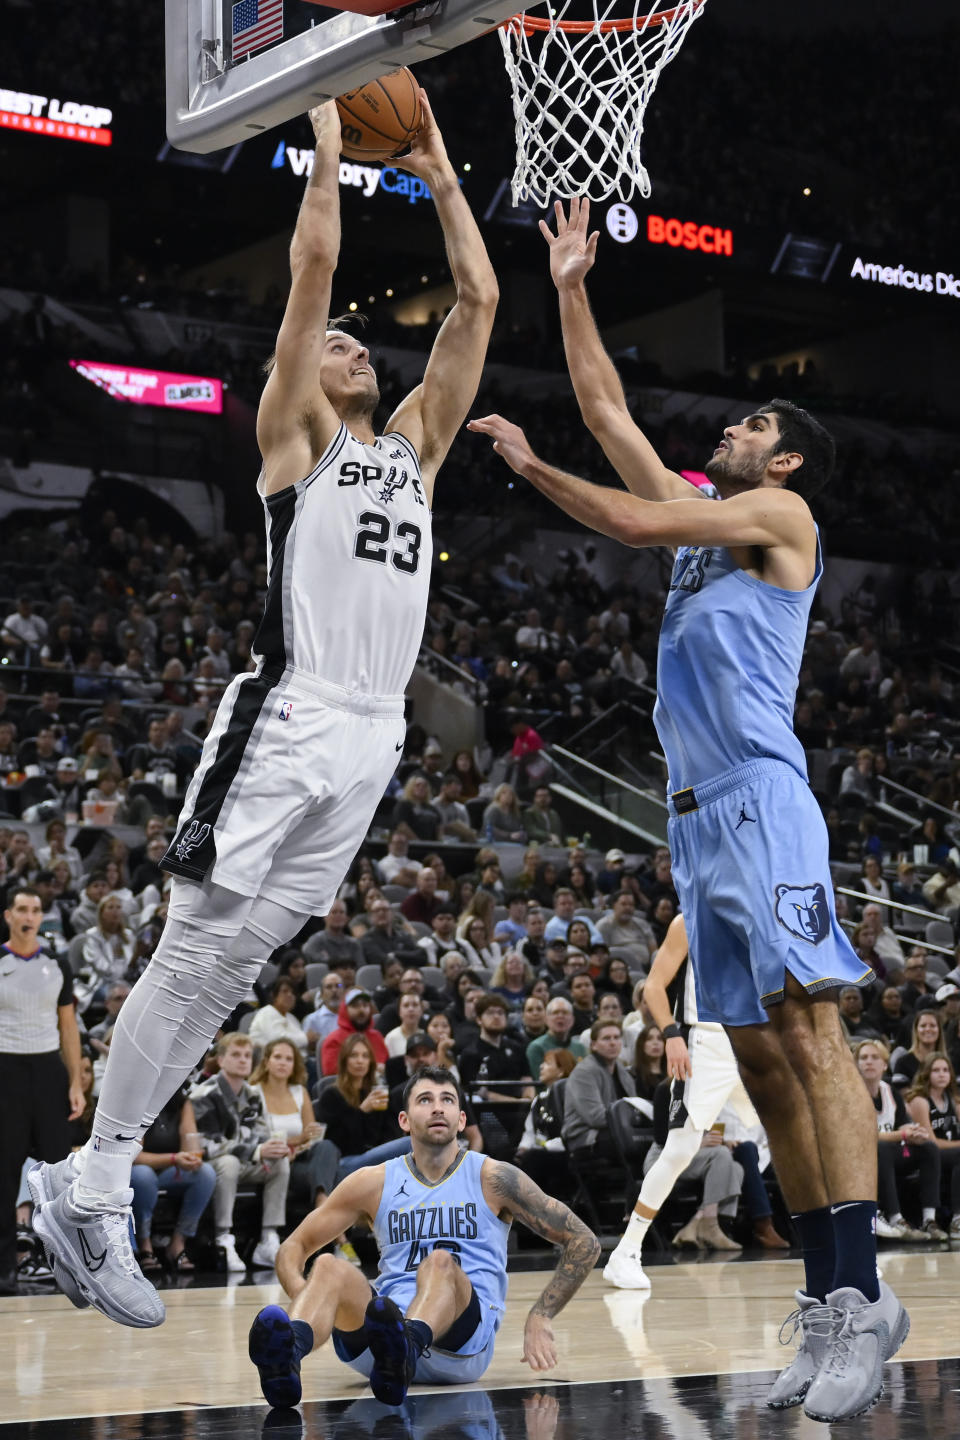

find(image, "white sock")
[922,1209,936,1224]
[77,1136,140,1198]
[260,1228,279,1243]
[218,1230,235,1244]
[890,1213,904,1225]
[615,1212,652,1256]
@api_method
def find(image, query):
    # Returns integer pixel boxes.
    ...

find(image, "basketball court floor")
[4,1249,958,1438]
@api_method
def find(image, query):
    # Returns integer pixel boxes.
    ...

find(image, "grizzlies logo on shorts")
[773,882,830,945]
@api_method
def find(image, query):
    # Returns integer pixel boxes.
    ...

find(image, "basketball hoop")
[499,0,708,205]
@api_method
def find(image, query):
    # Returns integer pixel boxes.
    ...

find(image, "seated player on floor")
[248,1065,600,1409]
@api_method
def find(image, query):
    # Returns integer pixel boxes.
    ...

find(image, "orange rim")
[503,1,701,34]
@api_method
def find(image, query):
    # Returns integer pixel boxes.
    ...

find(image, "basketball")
[336,68,422,162]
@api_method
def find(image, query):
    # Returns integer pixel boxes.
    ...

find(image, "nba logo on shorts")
[278,701,293,721]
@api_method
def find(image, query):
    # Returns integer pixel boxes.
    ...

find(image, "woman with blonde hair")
[890,1009,945,1090]
[75,894,136,1015]
[460,914,503,971]
[456,888,496,942]
[382,991,426,1058]
[79,729,118,778]
[391,773,440,841]
[906,1053,960,1239]
[103,856,139,922]
[37,818,83,887]
[621,978,647,1061]
[513,844,541,895]
[250,1038,347,1248]
[489,950,535,1008]
[853,1037,945,1241]
[481,782,527,844]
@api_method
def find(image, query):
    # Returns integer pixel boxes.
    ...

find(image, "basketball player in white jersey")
[30,95,498,1330]
[603,913,781,1291]
[248,1065,601,1409]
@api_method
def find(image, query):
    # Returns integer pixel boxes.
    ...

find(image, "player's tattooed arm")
[484,1160,600,1370]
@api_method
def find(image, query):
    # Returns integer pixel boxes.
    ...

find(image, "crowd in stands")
[13,793,960,1276]
[2,436,960,1281]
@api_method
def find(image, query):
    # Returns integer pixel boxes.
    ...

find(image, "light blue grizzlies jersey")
[653,532,823,791]
[373,1150,509,1327]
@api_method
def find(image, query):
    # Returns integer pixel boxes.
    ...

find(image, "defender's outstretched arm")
[541,199,701,505]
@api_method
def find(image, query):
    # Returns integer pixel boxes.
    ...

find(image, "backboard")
[166,0,521,153]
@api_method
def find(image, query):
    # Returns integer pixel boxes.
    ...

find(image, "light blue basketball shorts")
[667,759,875,1027]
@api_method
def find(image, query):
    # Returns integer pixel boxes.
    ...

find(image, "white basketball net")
[499,0,707,205]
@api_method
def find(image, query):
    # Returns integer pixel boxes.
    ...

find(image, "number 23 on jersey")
[354,511,422,575]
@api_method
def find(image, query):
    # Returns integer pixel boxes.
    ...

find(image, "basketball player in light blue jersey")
[248,1065,600,1409]
[469,198,908,1426]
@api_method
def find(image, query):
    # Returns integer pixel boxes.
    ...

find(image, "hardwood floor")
[3,1251,958,1425]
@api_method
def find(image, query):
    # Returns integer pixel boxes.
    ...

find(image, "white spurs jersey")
[253,424,432,695]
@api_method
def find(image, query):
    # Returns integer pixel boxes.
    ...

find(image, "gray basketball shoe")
[802,1281,910,1423]
[32,1185,165,1329]
[27,1154,83,1208]
[27,1157,89,1308]
[766,1291,839,1409]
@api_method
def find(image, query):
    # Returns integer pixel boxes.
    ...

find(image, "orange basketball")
[336,67,422,162]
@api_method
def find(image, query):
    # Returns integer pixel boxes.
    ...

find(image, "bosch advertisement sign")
[605,204,734,257]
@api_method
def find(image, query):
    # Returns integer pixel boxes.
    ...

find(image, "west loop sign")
[0,88,113,146]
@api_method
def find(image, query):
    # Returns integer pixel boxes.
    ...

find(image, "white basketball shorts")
[668,1024,758,1133]
[163,666,405,913]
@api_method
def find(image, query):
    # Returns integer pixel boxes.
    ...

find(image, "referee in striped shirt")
[1,885,83,1292]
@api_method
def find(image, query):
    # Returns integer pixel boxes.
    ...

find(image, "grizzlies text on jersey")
[373,1149,509,1329]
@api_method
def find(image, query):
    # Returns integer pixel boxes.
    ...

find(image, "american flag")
[232,0,284,61]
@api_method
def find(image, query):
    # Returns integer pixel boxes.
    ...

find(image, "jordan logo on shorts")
[773,882,830,945]
[735,804,757,829]
[175,820,212,863]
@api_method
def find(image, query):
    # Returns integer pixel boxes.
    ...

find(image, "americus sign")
[849,255,960,300]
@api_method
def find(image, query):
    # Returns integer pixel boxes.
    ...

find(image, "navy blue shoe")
[249,1304,302,1409]
[365,1295,417,1407]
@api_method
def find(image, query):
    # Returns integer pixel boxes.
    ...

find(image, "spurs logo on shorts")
[174,820,212,863]
[773,882,829,944]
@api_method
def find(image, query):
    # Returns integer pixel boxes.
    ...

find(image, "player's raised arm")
[275,1168,380,1300]
[385,91,498,502]
[541,198,698,505]
[482,1160,600,1371]
[257,101,343,487]
[467,413,811,558]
